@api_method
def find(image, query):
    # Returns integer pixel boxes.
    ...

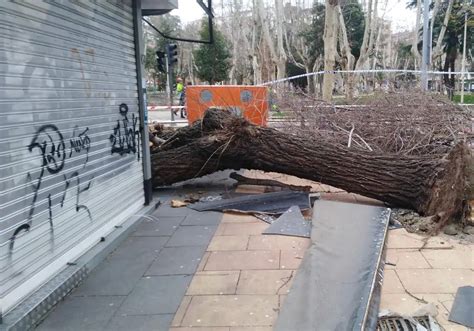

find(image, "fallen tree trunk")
[229,172,312,192]
[151,109,468,231]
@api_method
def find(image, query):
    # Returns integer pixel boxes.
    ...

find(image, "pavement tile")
[421,248,473,269]
[247,235,310,251]
[411,293,459,327]
[280,249,306,269]
[222,213,260,223]
[109,236,168,261]
[205,250,280,270]
[153,202,193,217]
[132,216,184,237]
[396,269,473,293]
[187,271,240,295]
[145,246,207,276]
[72,257,152,296]
[381,270,405,294]
[180,295,278,327]
[118,275,192,315]
[385,229,425,249]
[423,236,455,249]
[181,212,222,226]
[379,293,450,315]
[207,235,250,251]
[105,314,173,331]
[171,296,192,327]
[35,296,124,331]
[197,252,211,272]
[219,223,268,236]
[236,270,294,295]
[215,223,227,235]
[166,225,217,247]
[385,249,431,269]
[279,294,287,309]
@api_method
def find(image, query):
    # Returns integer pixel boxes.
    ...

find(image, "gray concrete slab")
[145,246,207,276]
[36,296,124,331]
[132,216,184,237]
[153,202,193,217]
[35,188,224,331]
[72,257,153,297]
[181,211,222,226]
[165,225,217,247]
[109,236,167,261]
[104,314,173,331]
[117,275,191,315]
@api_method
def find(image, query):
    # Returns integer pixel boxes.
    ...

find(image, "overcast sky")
[172,0,416,32]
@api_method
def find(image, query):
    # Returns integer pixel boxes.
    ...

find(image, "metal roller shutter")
[0,0,145,312]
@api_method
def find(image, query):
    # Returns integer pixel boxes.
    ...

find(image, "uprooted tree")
[150,105,469,232]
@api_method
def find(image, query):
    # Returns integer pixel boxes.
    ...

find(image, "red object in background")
[185,86,269,126]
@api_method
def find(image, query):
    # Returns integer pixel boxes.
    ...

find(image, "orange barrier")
[185,86,268,126]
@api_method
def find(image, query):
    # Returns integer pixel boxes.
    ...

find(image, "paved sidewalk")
[380,228,473,331]
[35,169,474,331]
[35,192,221,331]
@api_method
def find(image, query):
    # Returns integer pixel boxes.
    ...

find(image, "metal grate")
[377,316,433,331]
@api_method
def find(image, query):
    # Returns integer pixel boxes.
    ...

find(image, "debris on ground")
[170,199,188,208]
[188,190,311,214]
[229,172,312,192]
[377,303,442,331]
[448,286,474,328]
[275,200,390,330]
[262,206,311,238]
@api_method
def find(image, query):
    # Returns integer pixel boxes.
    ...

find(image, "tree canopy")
[194,20,231,84]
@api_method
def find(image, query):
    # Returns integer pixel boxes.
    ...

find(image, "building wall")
[0,0,145,313]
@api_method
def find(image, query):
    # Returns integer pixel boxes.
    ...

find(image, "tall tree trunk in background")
[337,5,355,100]
[274,0,287,79]
[322,0,339,101]
[257,0,287,80]
[433,0,454,61]
[355,0,373,70]
[412,0,422,68]
[443,33,458,100]
[430,0,442,63]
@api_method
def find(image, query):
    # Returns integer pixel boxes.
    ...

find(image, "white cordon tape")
[147,106,185,110]
[260,69,474,86]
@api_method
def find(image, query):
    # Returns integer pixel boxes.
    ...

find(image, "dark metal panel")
[275,200,390,331]
[262,206,311,238]
[188,191,311,214]
[449,286,474,328]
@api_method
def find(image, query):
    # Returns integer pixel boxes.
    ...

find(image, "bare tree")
[411,0,422,67]
[257,0,287,80]
[322,0,339,101]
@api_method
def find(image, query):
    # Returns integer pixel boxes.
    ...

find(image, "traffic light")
[156,51,166,73]
[166,43,178,67]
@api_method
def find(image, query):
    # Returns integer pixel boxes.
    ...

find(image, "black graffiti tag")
[109,103,140,159]
[10,124,93,261]
[69,125,91,164]
[26,124,66,224]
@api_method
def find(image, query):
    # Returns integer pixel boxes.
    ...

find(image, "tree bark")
[322,0,339,101]
[151,109,468,232]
